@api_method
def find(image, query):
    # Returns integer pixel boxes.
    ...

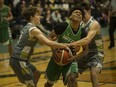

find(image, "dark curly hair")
[69,5,85,19]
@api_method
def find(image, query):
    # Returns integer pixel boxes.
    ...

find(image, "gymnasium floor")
[0,27,116,87]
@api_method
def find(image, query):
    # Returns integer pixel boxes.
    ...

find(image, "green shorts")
[45,57,78,85]
[0,27,12,45]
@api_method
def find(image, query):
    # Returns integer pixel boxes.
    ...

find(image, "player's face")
[70,10,82,22]
[33,13,41,25]
[83,9,91,22]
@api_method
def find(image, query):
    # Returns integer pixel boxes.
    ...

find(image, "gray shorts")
[9,57,36,86]
[78,52,104,74]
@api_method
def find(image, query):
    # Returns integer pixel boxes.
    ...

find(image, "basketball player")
[69,2,104,87]
[9,7,70,87]
[0,0,13,56]
[44,6,88,87]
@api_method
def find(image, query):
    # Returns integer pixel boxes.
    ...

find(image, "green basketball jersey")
[0,5,9,28]
[58,23,82,43]
[0,5,11,44]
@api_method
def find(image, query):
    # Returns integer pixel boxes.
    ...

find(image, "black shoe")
[108,45,115,49]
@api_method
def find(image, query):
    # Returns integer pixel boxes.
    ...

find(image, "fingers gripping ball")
[70,46,83,55]
[75,46,83,55]
[53,49,72,66]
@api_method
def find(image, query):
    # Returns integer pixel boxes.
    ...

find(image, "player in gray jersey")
[9,7,70,87]
[69,2,104,87]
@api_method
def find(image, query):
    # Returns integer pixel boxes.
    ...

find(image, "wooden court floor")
[0,33,116,87]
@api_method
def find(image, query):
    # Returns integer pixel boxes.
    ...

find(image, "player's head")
[81,1,91,10]
[80,1,91,20]
[69,5,85,22]
[80,1,91,16]
[22,6,41,25]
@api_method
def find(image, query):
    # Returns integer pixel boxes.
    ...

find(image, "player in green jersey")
[0,0,13,56]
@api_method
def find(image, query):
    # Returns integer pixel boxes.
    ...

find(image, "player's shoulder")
[53,22,69,35]
[91,19,100,28]
[55,22,68,28]
[91,17,100,25]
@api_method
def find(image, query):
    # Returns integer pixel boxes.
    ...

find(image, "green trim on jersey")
[0,5,11,44]
[0,5,9,28]
[58,23,82,43]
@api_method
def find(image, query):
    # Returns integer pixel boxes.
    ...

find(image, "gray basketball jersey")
[82,17,104,54]
[12,23,38,60]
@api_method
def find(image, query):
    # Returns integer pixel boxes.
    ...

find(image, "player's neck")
[84,15,91,24]
[30,21,36,26]
[70,21,80,31]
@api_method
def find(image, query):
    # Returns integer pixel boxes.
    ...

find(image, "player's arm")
[69,21,100,46]
[68,45,89,61]
[30,28,68,49]
[74,45,88,60]
[4,7,13,21]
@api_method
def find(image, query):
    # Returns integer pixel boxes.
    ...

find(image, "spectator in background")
[10,0,27,39]
[14,0,27,26]
[0,0,13,57]
[51,9,63,26]
[4,0,15,16]
[41,9,53,31]
[108,0,116,49]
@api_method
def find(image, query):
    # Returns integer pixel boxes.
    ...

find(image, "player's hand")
[66,47,73,57]
[67,55,76,63]
[67,42,79,50]
[60,43,73,56]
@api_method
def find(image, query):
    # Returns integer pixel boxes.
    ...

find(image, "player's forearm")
[73,47,89,60]
[46,40,67,49]
[73,38,90,46]
[5,16,13,21]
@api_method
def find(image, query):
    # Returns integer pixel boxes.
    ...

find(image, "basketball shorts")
[0,27,12,45]
[78,52,104,74]
[9,57,36,86]
[45,57,78,85]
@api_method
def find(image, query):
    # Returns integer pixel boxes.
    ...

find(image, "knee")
[91,71,98,78]
[90,67,100,77]
[67,73,77,83]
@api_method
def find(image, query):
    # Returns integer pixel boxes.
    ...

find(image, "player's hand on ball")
[65,47,73,57]
[53,48,73,66]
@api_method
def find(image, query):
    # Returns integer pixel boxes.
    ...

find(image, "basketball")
[53,49,72,66]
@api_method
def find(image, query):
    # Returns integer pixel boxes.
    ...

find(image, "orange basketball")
[53,49,72,66]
